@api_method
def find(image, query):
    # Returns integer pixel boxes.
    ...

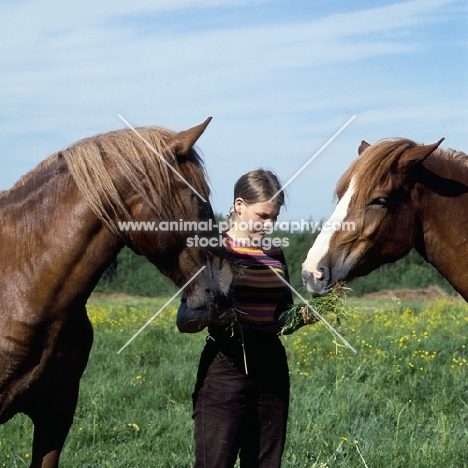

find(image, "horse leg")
[27,312,93,468]
[28,389,79,468]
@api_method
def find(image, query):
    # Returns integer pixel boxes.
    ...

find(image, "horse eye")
[370,196,388,207]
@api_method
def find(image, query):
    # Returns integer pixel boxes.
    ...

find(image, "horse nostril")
[317,264,330,284]
[207,289,233,309]
[312,268,324,281]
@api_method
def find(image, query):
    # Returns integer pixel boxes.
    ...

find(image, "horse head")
[123,119,232,312]
[62,118,232,313]
[302,138,444,295]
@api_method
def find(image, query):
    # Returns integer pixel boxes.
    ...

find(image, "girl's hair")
[233,169,285,208]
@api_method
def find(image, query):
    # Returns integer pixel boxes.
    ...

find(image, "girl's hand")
[301,306,315,325]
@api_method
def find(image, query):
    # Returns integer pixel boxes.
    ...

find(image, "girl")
[177,169,310,468]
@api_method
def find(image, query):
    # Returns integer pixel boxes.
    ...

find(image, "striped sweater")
[225,235,293,335]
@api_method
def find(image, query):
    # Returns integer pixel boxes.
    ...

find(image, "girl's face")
[231,198,280,239]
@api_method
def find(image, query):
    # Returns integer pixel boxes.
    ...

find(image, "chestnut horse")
[302,137,468,301]
[0,118,232,467]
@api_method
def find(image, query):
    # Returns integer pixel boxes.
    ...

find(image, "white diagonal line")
[118,114,208,203]
[269,114,356,202]
[117,266,206,354]
[355,442,370,468]
[269,267,357,354]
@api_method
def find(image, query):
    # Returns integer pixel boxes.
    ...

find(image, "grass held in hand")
[279,283,354,335]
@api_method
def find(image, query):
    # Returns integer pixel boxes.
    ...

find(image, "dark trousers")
[192,333,290,468]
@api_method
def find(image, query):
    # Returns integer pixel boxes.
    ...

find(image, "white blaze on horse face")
[303,178,356,278]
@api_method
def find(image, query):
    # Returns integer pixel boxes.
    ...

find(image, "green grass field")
[0,295,467,467]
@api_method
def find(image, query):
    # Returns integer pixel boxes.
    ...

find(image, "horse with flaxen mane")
[0,118,232,468]
[302,137,468,301]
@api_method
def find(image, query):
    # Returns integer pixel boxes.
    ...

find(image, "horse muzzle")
[301,264,331,296]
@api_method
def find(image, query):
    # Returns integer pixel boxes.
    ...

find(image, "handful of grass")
[279,282,354,335]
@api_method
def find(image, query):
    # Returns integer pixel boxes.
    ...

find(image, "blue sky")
[1,0,467,221]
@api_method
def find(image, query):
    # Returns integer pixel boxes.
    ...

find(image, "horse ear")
[167,117,213,155]
[398,138,445,173]
[358,140,371,155]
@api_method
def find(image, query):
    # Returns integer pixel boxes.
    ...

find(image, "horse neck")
[0,157,122,312]
[413,157,468,299]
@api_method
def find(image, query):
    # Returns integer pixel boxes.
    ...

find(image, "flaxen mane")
[336,139,416,209]
[433,147,468,167]
[2,127,209,237]
[336,139,468,210]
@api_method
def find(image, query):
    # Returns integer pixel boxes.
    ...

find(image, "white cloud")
[0,0,466,221]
